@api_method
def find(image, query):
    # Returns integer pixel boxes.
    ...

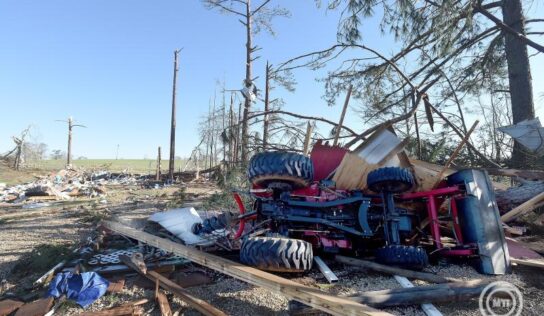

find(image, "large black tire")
[367,167,414,193]
[248,152,314,188]
[240,237,313,272]
[375,245,429,270]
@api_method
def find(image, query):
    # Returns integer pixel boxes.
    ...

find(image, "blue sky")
[0,0,543,159]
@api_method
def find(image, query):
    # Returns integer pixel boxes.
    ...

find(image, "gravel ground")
[1,182,543,315]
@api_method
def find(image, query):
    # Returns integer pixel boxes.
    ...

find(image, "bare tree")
[203,0,289,163]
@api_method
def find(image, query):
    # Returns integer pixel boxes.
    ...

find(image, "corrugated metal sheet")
[498,118,544,156]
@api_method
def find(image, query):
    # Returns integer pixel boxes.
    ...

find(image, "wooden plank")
[105,220,391,316]
[106,277,125,293]
[120,253,227,316]
[156,291,173,316]
[336,255,459,283]
[393,276,443,316]
[0,299,24,315]
[148,270,224,316]
[14,297,54,316]
[501,191,544,222]
[511,258,544,269]
[333,128,407,190]
[79,305,143,316]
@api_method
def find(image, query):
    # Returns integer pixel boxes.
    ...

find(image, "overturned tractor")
[204,149,510,275]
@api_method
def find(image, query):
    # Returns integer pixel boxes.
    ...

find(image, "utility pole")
[168,49,181,183]
[57,117,86,167]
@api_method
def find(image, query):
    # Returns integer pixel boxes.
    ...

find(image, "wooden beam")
[511,258,544,269]
[501,191,544,222]
[335,255,459,283]
[303,121,314,156]
[104,220,391,316]
[333,85,352,146]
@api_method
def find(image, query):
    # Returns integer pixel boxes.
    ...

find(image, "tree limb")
[477,6,544,53]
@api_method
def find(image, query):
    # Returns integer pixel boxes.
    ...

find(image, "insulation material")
[149,207,212,246]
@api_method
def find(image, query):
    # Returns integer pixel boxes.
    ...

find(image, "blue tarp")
[47,272,109,308]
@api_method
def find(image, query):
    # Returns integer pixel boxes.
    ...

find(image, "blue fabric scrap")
[47,272,110,308]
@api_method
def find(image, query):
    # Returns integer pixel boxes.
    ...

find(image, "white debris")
[148,207,213,246]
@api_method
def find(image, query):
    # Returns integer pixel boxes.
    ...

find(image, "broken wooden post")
[333,85,352,146]
[432,120,479,188]
[303,121,314,156]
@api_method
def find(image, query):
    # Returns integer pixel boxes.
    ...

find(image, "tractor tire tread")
[240,237,313,272]
[375,245,429,270]
[248,152,313,188]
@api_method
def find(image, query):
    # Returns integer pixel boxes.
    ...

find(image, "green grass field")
[24,158,191,174]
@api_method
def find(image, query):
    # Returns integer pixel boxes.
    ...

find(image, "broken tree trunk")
[336,255,459,283]
[352,280,495,307]
[495,180,544,213]
[291,279,494,313]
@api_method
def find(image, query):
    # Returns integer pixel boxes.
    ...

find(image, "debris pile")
[1,127,544,315]
[0,169,143,205]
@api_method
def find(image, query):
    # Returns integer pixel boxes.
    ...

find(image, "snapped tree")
[202,0,289,163]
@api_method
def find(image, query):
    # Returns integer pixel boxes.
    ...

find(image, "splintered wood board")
[103,220,392,316]
[333,128,406,190]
